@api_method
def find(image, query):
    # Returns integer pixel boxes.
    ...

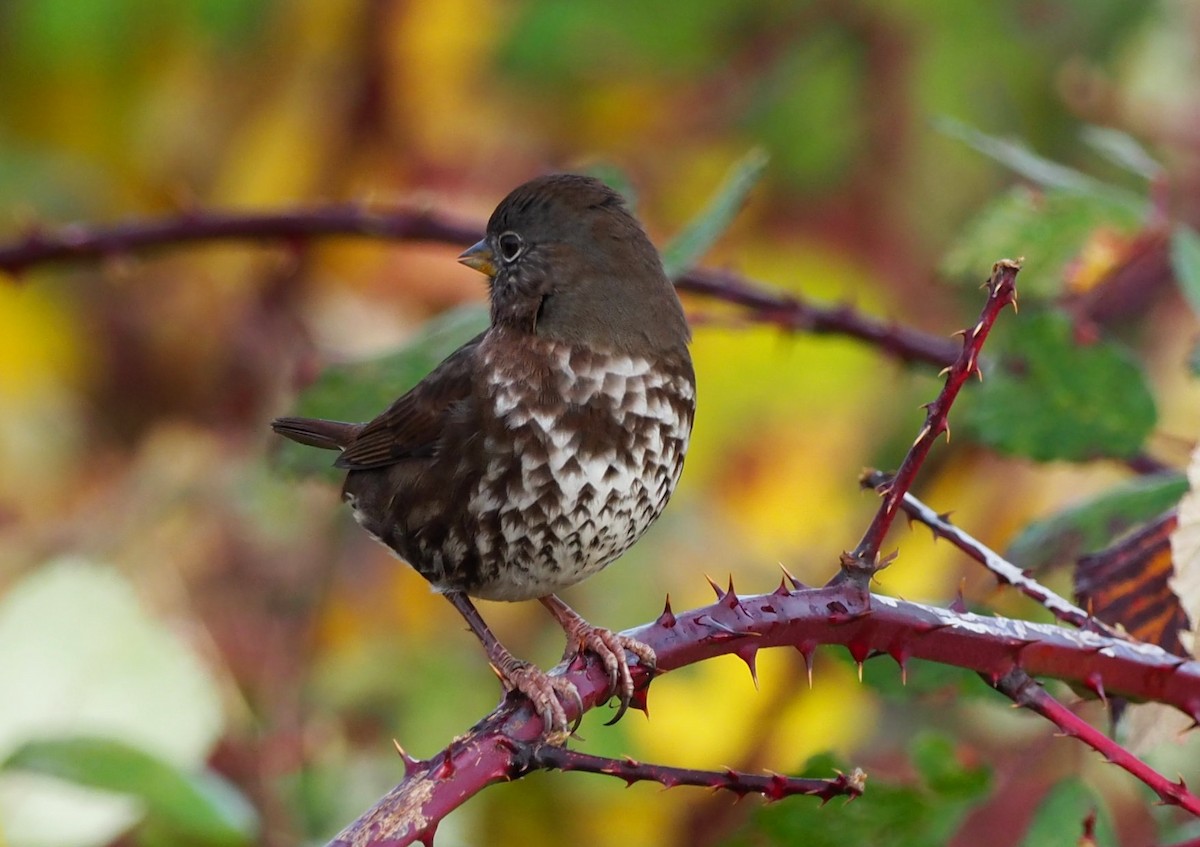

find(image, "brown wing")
[335,332,484,470]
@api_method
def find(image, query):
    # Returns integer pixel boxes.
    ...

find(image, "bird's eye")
[497,231,524,263]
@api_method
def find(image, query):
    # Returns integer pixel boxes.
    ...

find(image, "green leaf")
[935,118,1136,201]
[660,148,768,278]
[4,737,257,846]
[1005,472,1186,571]
[724,738,990,847]
[274,304,488,479]
[1020,779,1117,847]
[960,310,1157,461]
[1080,126,1161,180]
[909,732,991,799]
[942,185,1143,299]
[1170,225,1200,318]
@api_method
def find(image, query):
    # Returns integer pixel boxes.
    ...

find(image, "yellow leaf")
[0,283,83,398]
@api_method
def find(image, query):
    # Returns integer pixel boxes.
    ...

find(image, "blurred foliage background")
[1,1,1199,846]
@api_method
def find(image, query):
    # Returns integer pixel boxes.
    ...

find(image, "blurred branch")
[1125,451,1174,476]
[835,260,1019,584]
[994,669,1200,815]
[0,204,963,367]
[333,580,1200,846]
[860,468,1124,638]
[0,205,482,273]
[675,267,960,366]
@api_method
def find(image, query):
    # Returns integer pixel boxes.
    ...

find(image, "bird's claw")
[566,626,656,726]
[494,661,583,739]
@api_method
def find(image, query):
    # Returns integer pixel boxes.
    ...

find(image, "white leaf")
[0,559,223,847]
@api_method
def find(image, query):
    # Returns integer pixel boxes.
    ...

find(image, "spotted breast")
[464,333,696,600]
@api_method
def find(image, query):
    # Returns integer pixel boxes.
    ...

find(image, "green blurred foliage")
[661,149,769,278]
[1006,473,1187,571]
[1172,226,1200,318]
[944,187,1144,299]
[848,654,984,703]
[725,735,991,847]
[276,306,489,479]
[1019,779,1117,847]
[961,310,1157,461]
[4,737,258,847]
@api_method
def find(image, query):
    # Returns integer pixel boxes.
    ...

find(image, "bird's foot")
[564,623,656,725]
[537,594,657,726]
[490,655,583,741]
[444,590,582,739]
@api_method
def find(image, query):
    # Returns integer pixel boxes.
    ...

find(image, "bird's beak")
[457,239,496,277]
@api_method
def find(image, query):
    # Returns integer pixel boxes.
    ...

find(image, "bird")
[272,174,696,734]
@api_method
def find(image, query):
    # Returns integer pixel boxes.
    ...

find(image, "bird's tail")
[271,416,362,451]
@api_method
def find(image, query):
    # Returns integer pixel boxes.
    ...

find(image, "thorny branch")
[860,469,1124,638]
[836,260,1019,583]
[333,581,1200,846]
[517,744,866,803]
[994,669,1200,815]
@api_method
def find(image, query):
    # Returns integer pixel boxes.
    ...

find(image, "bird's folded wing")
[335,332,484,470]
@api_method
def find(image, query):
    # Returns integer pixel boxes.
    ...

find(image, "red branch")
[518,744,865,803]
[861,469,1123,638]
[995,669,1200,815]
[839,260,1020,580]
[330,580,1200,846]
